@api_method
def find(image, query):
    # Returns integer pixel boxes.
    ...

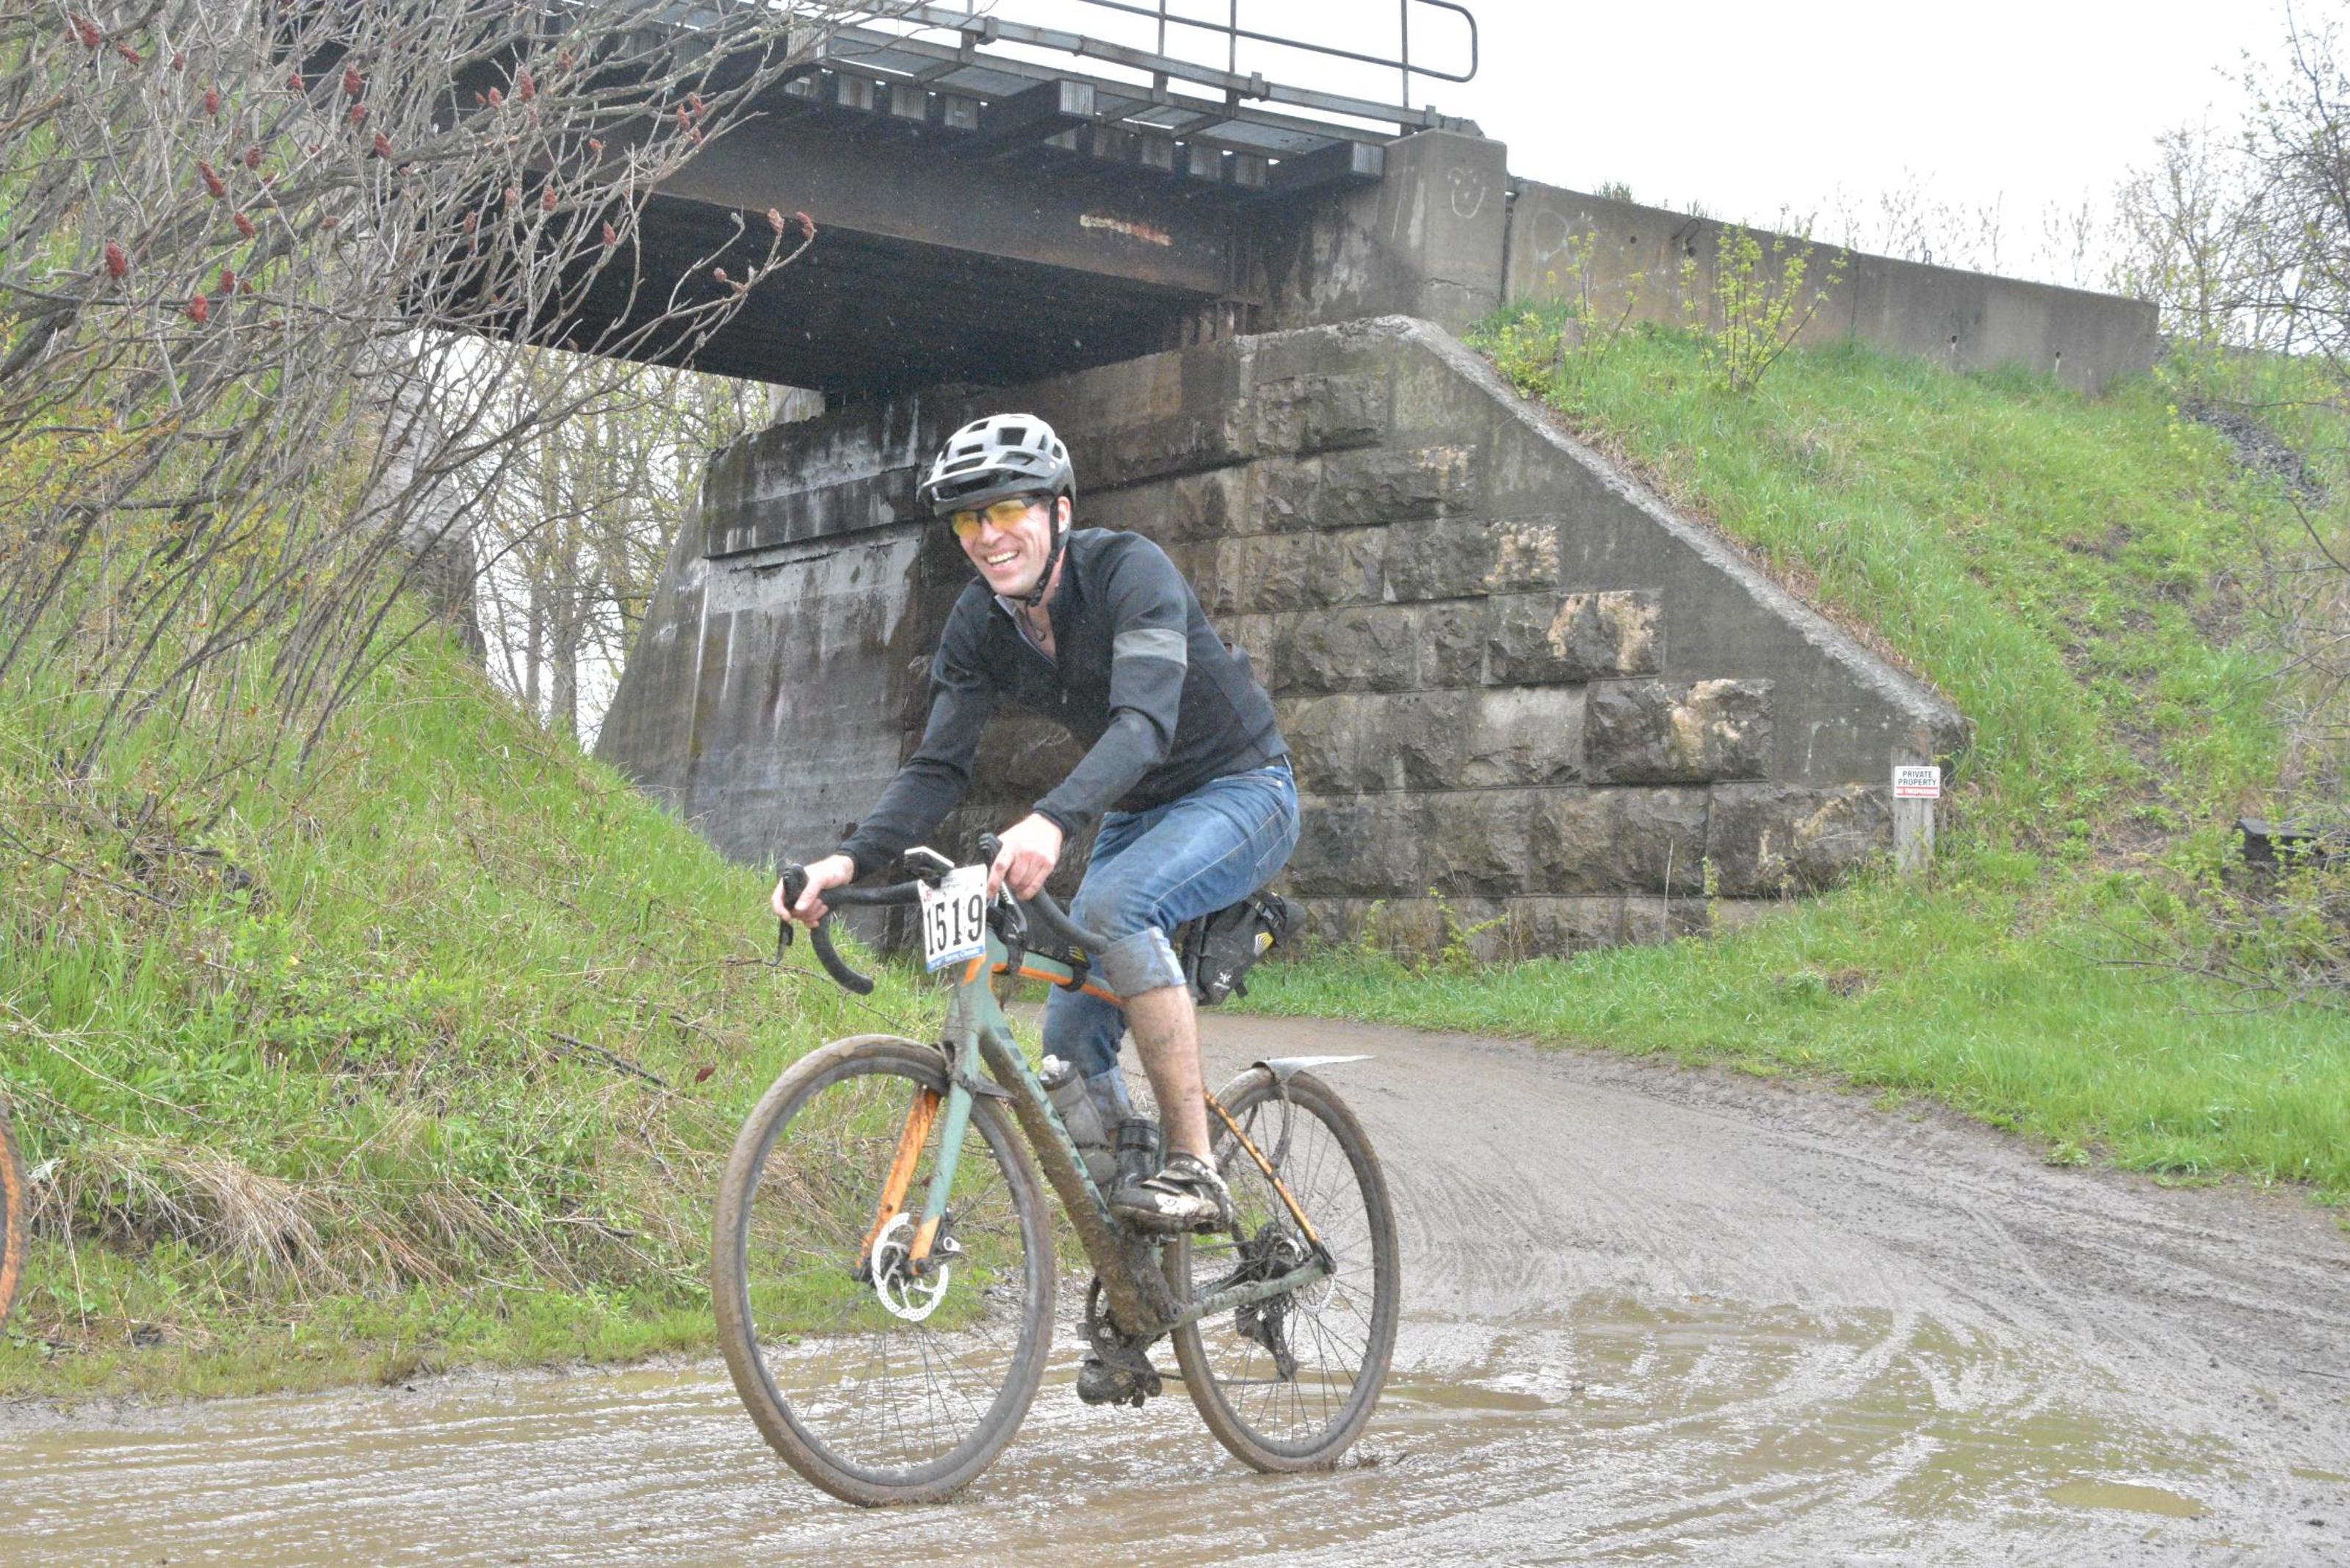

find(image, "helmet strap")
[1020,496,1069,613]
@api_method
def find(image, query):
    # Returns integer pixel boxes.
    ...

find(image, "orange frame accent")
[1207,1089,1326,1252]
[1000,959,1121,1005]
[858,1087,941,1272]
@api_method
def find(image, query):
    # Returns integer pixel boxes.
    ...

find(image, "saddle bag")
[1180,889,1299,1006]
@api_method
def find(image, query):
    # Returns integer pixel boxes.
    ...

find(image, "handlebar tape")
[781,865,876,995]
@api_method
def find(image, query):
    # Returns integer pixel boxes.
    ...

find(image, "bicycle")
[711,838,1400,1506]
[0,1092,25,1332]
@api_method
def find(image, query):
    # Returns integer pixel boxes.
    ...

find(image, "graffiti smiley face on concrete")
[1446,162,1489,221]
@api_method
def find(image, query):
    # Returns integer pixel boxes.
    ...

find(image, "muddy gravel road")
[5,1015,2348,1565]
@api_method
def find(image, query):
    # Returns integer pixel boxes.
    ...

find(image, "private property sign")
[1892,765,1942,800]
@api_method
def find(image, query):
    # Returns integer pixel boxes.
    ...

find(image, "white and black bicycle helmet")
[916,413,1075,515]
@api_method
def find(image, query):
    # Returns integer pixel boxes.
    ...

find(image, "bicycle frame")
[890,924,1331,1342]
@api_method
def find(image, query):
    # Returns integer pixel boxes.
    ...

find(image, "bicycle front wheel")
[0,1096,24,1330]
[1170,1066,1400,1471]
[712,1035,1055,1506]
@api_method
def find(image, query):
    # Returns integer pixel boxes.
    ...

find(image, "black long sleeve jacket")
[836,528,1286,879]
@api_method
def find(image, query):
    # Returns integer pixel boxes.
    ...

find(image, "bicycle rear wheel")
[712,1035,1055,1506]
[0,1095,25,1331]
[1170,1067,1400,1471]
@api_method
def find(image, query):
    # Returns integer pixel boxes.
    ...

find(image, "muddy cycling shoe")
[1108,1152,1235,1235]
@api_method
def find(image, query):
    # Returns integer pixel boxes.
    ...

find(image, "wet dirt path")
[5,1016,2348,1564]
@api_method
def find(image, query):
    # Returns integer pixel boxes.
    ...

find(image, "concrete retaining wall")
[1503,183,2158,394]
[597,315,1966,959]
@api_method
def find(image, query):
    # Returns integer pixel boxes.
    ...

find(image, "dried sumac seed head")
[487,86,503,108]
[794,211,814,241]
[105,239,128,278]
[245,145,262,170]
[187,292,209,324]
[204,86,220,116]
[198,160,225,198]
[343,66,363,98]
[502,186,520,208]
[234,211,257,238]
[217,267,236,294]
[288,70,304,91]
[767,206,784,234]
[587,137,604,154]
[73,15,102,49]
[372,131,394,160]
[540,186,557,212]
[712,265,728,283]
[516,68,535,101]
[463,212,479,235]
[114,40,142,65]
[601,222,618,247]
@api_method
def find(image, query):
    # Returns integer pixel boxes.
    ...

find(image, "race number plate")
[919,865,989,972]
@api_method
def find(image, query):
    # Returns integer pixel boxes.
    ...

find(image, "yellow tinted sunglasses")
[947,496,1040,540]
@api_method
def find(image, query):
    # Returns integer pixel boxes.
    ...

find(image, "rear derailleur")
[1228,1221,1304,1381]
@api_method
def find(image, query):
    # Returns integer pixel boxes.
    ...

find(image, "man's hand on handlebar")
[776,853,856,926]
[987,813,1063,901]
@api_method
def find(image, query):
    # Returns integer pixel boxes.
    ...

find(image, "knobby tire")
[712,1036,1055,1506]
[1170,1067,1400,1471]
[0,1096,23,1331]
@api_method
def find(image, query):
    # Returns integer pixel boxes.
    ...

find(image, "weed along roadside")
[0,642,950,1401]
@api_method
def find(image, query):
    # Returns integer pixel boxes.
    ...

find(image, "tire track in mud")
[3,1016,2346,1564]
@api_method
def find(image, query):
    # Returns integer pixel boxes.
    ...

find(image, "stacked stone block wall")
[596,315,1966,960]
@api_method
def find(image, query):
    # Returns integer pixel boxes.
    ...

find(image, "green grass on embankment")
[0,640,945,1400]
[5,319,2345,1406]
[1240,316,2350,1200]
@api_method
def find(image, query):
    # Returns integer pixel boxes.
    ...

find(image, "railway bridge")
[589,4,2144,955]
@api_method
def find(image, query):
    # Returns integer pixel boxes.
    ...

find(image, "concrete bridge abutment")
[595,314,1967,960]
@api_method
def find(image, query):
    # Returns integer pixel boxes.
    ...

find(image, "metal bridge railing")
[905,1,1480,137]
[1069,0,1478,106]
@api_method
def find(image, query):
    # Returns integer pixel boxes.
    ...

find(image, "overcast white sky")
[969,0,2304,281]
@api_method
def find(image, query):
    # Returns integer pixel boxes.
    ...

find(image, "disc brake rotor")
[869,1212,952,1322]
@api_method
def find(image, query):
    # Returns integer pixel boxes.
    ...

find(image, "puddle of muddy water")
[10,1014,2344,1564]
[0,1290,2246,1567]
[2042,1479,2207,1517]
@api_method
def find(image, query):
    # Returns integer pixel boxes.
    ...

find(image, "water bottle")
[1039,1055,1118,1188]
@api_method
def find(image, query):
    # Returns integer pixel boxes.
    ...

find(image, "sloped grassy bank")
[1243,319,2350,1199]
[0,642,942,1398]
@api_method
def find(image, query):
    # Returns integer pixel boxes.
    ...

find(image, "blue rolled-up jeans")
[1044,760,1299,1082]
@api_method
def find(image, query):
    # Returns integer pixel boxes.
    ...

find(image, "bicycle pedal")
[1075,1354,1163,1407]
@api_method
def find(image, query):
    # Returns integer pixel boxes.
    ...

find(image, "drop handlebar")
[776,835,1110,995]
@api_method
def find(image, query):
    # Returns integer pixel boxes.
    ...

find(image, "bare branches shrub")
[0,0,843,776]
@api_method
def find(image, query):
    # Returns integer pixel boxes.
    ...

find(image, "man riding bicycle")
[776,412,1297,1236]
